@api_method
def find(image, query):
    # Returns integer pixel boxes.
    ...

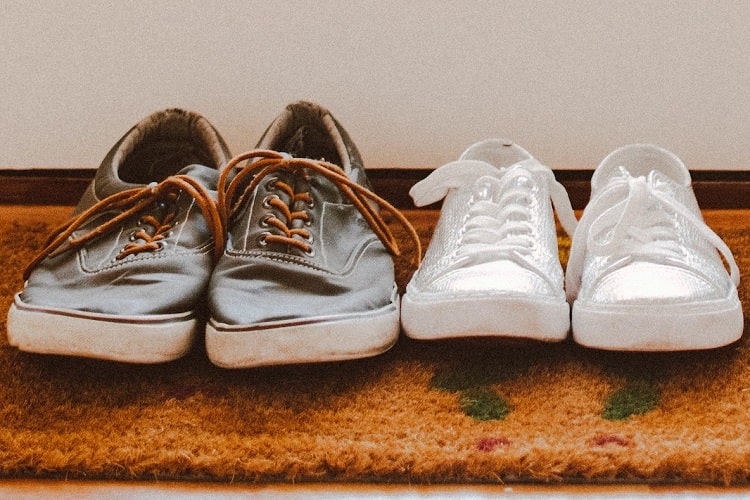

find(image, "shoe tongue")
[484,173,535,204]
[610,165,634,183]
[459,139,540,189]
[175,163,220,190]
[607,165,678,191]
[459,139,532,168]
[281,126,340,164]
[592,144,691,194]
[597,165,688,213]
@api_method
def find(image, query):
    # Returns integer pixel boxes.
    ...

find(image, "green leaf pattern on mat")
[432,358,661,422]
[459,387,511,421]
[431,365,512,421]
[602,379,660,420]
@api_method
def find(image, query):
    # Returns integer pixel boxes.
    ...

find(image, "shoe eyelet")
[264,177,279,191]
[304,246,315,257]
[260,214,273,228]
[156,241,167,252]
[259,232,271,246]
[128,231,139,242]
[262,195,279,209]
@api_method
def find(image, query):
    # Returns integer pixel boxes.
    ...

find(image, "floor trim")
[2,168,749,209]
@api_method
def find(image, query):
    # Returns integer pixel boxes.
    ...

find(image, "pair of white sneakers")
[401,140,743,351]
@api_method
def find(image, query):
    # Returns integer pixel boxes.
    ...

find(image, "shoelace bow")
[410,158,578,266]
[24,175,224,280]
[218,149,421,264]
[566,173,740,298]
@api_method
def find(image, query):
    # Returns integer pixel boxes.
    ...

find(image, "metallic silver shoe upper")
[406,139,577,300]
[566,144,740,305]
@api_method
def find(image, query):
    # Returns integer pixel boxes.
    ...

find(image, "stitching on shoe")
[78,244,214,275]
[224,237,383,276]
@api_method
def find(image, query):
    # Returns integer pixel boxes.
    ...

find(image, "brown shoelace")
[218,149,422,264]
[24,174,224,280]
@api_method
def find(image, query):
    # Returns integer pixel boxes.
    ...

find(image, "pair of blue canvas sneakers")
[7,101,743,368]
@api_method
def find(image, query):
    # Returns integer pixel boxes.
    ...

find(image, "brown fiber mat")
[1,205,749,484]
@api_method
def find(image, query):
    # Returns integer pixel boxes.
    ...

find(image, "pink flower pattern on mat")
[477,436,511,452]
[588,433,634,448]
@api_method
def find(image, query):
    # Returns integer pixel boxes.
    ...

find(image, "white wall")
[2,0,750,170]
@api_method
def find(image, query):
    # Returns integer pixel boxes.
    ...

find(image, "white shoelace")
[410,159,578,269]
[566,172,740,299]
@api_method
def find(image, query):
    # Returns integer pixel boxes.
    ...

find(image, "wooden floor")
[2,479,750,498]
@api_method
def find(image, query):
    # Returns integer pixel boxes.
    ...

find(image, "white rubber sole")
[572,294,744,351]
[205,290,401,368]
[7,294,197,363]
[400,292,570,342]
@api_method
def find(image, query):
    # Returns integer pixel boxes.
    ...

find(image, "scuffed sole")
[401,292,570,342]
[7,294,196,363]
[206,299,400,369]
[572,295,744,351]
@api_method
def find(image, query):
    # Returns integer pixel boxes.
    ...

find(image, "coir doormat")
[0,206,749,484]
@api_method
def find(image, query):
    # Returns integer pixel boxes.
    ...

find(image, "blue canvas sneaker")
[8,109,230,362]
[206,101,418,368]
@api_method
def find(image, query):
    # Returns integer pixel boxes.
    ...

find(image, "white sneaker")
[401,139,578,341]
[567,144,743,351]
